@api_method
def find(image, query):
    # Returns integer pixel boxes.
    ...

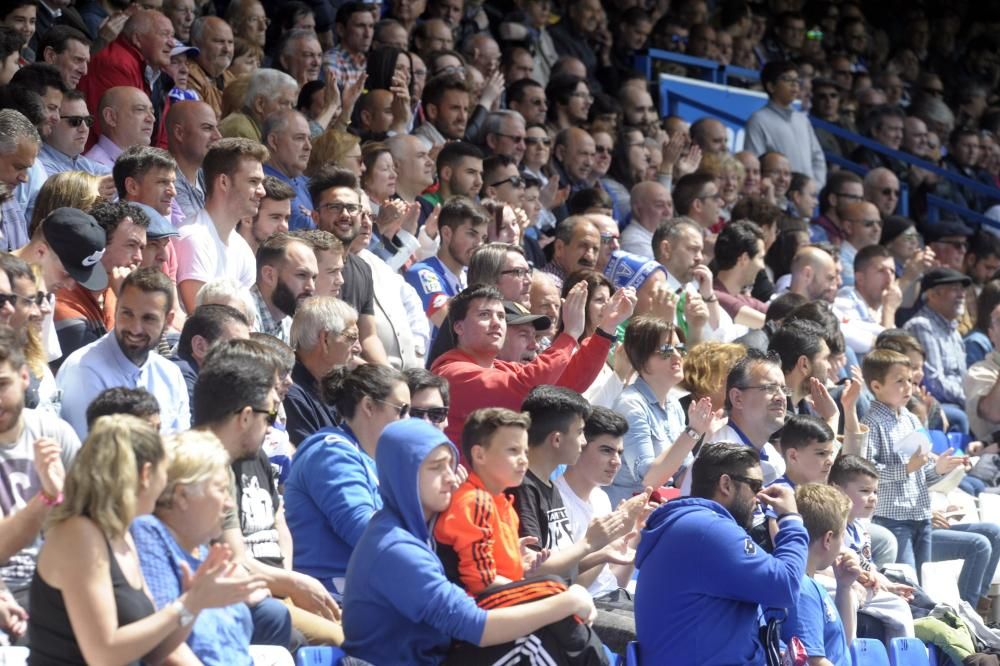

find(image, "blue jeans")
[940,402,970,435]
[249,597,293,647]
[932,522,1000,604]
[873,517,932,583]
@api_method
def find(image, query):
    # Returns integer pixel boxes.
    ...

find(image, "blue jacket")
[284,425,381,597]
[635,497,808,665]
[343,419,487,664]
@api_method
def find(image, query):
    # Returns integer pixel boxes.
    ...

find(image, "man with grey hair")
[263,110,314,231]
[0,109,41,251]
[863,167,900,219]
[482,110,526,164]
[278,29,323,87]
[285,295,360,445]
[219,69,299,142]
[162,0,196,43]
[622,181,673,258]
[187,16,234,118]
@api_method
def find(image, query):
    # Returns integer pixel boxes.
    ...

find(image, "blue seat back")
[852,638,891,666]
[888,637,930,666]
[625,641,638,666]
[295,646,346,666]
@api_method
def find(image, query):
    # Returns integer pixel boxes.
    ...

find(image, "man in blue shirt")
[636,442,808,665]
[56,267,190,439]
[39,90,111,182]
[404,196,487,329]
[262,109,315,231]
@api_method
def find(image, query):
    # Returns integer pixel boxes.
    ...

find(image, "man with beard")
[405,197,487,328]
[788,246,840,304]
[308,166,387,365]
[496,301,550,363]
[57,267,189,439]
[238,176,295,254]
[252,234,318,343]
[636,441,807,665]
[0,326,80,644]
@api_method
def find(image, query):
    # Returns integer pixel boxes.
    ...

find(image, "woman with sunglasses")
[284,364,410,600]
[607,316,715,506]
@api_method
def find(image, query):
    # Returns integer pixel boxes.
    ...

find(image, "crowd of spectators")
[1,0,1000,663]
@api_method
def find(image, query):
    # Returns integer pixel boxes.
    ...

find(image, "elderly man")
[0,110,40,251]
[621,182,673,258]
[744,61,826,186]
[37,25,91,90]
[496,301,550,363]
[482,110,527,164]
[542,215,601,289]
[462,33,501,78]
[837,200,882,288]
[413,18,453,58]
[834,245,901,355]
[386,134,435,204]
[165,100,221,223]
[263,109,314,231]
[163,0,195,43]
[84,86,155,168]
[219,69,298,142]
[39,90,111,178]
[551,127,595,217]
[690,117,729,156]
[187,17,234,119]
[252,233,317,343]
[325,2,375,90]
[279,29,323,87]
[414,73,470,147]
[863,167,900,219]
[925,220,974,272]
[78,10,174,148]
[904,268,972,434]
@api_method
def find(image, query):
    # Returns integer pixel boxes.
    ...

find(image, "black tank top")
[28,536,156,665]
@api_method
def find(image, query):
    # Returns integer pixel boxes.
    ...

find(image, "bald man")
[85,86,155,168]
[863,167,900,218]
[552,127,596,202]
[166,100,222,223]
[789,246,840,303]
[838,201,883,287]
[356,89,397,140]
[691,118,729,156]
[188,17,235,118]
[622,182,673,258]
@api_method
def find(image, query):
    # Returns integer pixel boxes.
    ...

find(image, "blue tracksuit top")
[635,497,809,665]
[342,419,487,664]
[284,425,381,598]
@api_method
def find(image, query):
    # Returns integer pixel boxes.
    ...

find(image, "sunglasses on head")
[411,406,448,424]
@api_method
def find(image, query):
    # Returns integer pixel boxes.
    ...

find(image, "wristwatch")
[684,426,702,440]
[171,600,196,628]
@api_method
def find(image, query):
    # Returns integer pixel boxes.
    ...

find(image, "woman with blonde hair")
[29,415,264,665]
[28,171,103,237]
[680,341,747,413]
[132,430,294,664]
[306,129,363,178]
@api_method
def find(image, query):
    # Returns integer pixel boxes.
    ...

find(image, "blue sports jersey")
[780,576,849,666]
[404,256,464,316]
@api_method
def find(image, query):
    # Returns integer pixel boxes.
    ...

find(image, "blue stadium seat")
[625,641,638,666]
[851,638,890,666]
[295,646,346,666]
[888,637,930,666]
[928,430,950,455]
[927,643,942,666]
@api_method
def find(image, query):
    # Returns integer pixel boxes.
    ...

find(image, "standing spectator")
[744,60,826,186]
[165,100,222,224]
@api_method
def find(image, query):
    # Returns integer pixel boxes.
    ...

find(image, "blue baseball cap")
[130,202,178,240]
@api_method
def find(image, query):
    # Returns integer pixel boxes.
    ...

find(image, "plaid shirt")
[903,305,967,405]
[325,47,366,90]
[252,285,291,343]
[861,400,940,521]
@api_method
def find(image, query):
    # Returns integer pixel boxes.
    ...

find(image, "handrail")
[926,194,1000,231]
[825,153,910,216]
[633,49,724,84]
[811,117,1000,204]
[659,89,750,128]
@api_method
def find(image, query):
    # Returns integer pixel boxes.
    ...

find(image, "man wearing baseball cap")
[497,300,550,363]
[903,266,973,435]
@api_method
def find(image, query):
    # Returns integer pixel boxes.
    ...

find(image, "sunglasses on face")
[594,145,612,155]
[525,136,551,146]
[490,175,525,188]
[656,343,686,358]
[61,115,94,128]
[729,474,763,494]
[411,406,448,424]
[0,294,16,309]
[375,398,410,419]
[241,405,279,426]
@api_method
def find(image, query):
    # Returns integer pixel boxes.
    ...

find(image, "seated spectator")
[635,442,808,664]
[965,286,1000,439]
[712,220,769,328]
[467,243,533,307]
[431,283,633,454]
[38,90,111,180]
[85,386,161,429]
[960,232,1000,337]
[284,364,409,599]
[837,201,882,288]
[621,182,672,258]
[171,304,252,406]
[165,100,222,224]
[29,414,263,665]
[780,484,859,664]
[238,176,295,255]
[767,319,838,430]
[341,417,597,664]
[262,110,315,231]
[84,86,156,169]
[252,233,318,343]
[609,315,714,505]
[680,341,747,413]
[57,267,189,439]
[403,367,450,431]
[964,281,1000,369]
[293,229,345,299]
[810,171,864,247]
[764,415,837,536]
[834,245,901,355]
[863,167,901,219]
[284,296,360,445]
[0,254,58,412]
[495,300,550,364]
[786,245,840,305]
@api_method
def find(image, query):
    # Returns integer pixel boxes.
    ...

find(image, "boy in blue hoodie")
[342,418,599,665]
[780,483,862,666]
[635,442,808,665]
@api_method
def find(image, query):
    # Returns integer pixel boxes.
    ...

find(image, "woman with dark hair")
[284,364,410,600]
[545,73,591,132]
[366,46,410,92]
[965,280,1000,367]
[604,127,649,217]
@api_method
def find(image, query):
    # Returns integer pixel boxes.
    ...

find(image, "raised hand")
[340,72,367,122]
[691,264,714,296]
[560,280,589,340]
[685,292,709,331]
[677,143,703,177]
[687,397,714,435]
[598,287,637,334]
[805,377,839,422]
[33,437,65,499]
[539,174,569,211]
[479,70,505,111]
[648,283,678,325]
[841,366,864,414]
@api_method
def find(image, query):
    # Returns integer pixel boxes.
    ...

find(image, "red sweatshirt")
[431,331,613,456]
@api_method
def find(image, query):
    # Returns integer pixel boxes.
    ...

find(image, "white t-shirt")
[553,475,621,598]
[175,209,256,295]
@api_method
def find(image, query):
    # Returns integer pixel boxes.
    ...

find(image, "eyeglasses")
[411,406,448,424]
[834,191,863,201]
[594,145,612,155]
[15,291,53,308]
[599,232,619,245]
[728,474,764,494]
[656,343,686,358]
[239,405,279,426]
[880,188,900,197]
[777,75,801,85]
[0,294,16,310]
[490,175,525,188]
[338,329,360,344]
[737,383,792,398]
[320,202,360,215]
[61,115,94,128]
[500,267,532,279]
[374,398,410,418]
[493,133,526,144]
[696,193,724,202]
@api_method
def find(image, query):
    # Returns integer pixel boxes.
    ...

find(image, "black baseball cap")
[41,208,108,291]
[503,300,551,331]
[921,267,972,292]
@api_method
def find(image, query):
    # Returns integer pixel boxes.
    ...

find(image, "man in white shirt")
[175,138,267,313]
[833,244,901,355]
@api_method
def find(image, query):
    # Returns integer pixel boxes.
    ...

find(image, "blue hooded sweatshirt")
[342,419,487,665]
[634,497,808,665]
[284,425,382,597]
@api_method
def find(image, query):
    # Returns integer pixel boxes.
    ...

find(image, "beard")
[271,279,301,318]
[115,328,160,366]
[730,494,757,529]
